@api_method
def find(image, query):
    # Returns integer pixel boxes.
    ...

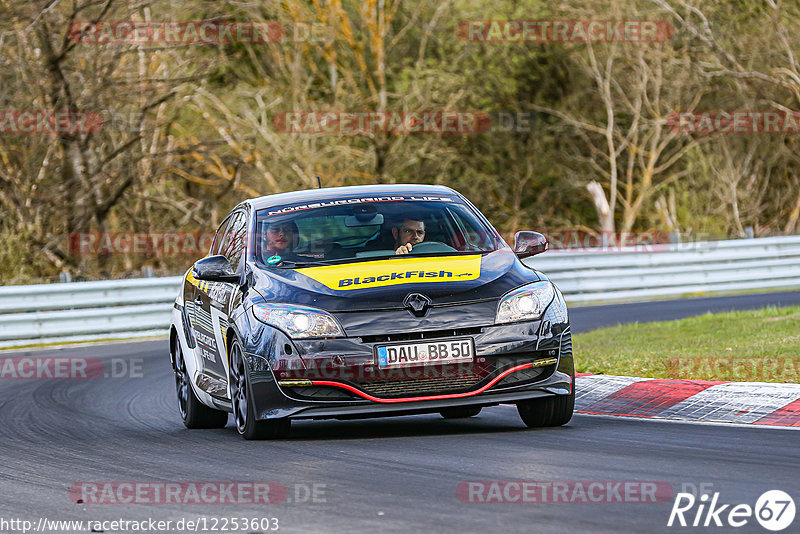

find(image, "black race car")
[170,184,574,439]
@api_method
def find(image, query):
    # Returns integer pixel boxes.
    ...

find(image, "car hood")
[248,249,540,312]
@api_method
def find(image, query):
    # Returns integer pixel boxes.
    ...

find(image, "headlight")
[252,303,345,339]
[495,281,555,324]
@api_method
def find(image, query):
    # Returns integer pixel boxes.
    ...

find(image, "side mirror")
[513,231,548,259]
[192,255,240,283]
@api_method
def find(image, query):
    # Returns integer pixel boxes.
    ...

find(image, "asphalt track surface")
[1,292,799,533]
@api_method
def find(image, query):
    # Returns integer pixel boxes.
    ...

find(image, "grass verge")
[573,305,800,383]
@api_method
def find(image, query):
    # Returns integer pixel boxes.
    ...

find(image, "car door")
[192,208,248,384]
[188,214,234,387]
[185,216,228,351]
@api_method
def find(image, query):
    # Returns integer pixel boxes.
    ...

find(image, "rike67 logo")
[668,490,795,531]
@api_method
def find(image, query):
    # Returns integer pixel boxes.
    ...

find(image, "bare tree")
[532,11,703,232]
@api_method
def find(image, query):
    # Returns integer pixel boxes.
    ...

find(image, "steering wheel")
[408,241,457,254]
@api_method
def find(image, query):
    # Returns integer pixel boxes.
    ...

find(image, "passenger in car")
[265,222,297,254]
[262,220,313,263]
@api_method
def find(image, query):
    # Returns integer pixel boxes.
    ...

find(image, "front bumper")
[241,303,574,421]
[285,385,569,420]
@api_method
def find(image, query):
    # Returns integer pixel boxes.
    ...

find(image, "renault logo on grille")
[404,293,432,317]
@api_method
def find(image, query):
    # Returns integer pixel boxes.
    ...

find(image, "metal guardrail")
[524,235,800,303]
[0,277,183,349]
[1,236,799,348]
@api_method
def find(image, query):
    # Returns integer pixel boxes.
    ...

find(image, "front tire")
[174,344,228,429]
[517,393,574,428]
[229,338,291,440]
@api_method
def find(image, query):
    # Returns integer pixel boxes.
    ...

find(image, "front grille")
[350,354,551,399]
[358,376,482,397]
[349,358,489,398]
[279,353,555,400]
[359,327,483,344]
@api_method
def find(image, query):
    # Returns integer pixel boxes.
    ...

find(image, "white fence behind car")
[1,236,799,348]
[524,235,800,303]
[0,277,183,348]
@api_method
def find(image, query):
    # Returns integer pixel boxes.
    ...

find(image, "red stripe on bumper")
[311,362,536,403]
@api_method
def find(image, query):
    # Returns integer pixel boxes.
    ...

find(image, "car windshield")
[253,194,502,267]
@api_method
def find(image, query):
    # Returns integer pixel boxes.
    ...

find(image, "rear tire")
[439,406,482,419]
[174,344,228,429]
[517,393,574,428]
[229,338,291,440]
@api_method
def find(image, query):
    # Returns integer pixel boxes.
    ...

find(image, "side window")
[211,216,232,256]
[220,211,248,272]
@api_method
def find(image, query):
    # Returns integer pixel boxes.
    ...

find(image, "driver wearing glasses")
[392,218,426,255]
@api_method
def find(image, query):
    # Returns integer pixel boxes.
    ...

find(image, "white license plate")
[375,338,474,369]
